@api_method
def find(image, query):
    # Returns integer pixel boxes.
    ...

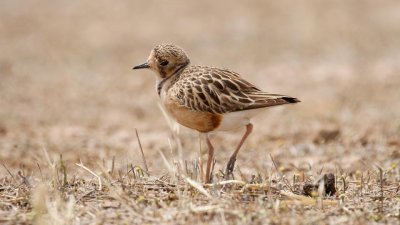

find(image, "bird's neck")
[156,63,189,96]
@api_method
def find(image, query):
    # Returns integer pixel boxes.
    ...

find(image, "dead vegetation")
[0,151,399,224]
[1,0,400,224]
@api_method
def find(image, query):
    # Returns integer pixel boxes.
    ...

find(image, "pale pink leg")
[205,134,214,183]
[224,123,253,180]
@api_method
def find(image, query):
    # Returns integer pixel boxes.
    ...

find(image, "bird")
[133,44,300,183]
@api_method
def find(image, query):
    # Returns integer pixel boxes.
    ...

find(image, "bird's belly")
[215,109,265,132]
[163,99,222,133]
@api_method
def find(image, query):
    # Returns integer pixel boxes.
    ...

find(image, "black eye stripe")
[160,60,169,66]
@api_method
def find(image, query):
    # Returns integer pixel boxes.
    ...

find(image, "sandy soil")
[0,1,399,224]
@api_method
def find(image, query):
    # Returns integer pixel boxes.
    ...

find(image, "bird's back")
[167,65,299,114]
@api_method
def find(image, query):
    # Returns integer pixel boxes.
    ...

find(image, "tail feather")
[236,93,300,111]
[281,96,301,103]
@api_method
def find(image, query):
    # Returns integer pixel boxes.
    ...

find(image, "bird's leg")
[205,134,214,183]
[224,123,253,180]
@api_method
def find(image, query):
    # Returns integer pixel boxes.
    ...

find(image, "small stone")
[302,173,336,197]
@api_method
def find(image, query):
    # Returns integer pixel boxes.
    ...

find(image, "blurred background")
[0,0,399,175]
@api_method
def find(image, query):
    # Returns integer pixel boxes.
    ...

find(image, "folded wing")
[174,67,300,114]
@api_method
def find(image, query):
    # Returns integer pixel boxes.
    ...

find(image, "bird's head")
[133,44,190,79]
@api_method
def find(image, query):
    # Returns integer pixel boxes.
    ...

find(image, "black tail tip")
[282,97,301,103]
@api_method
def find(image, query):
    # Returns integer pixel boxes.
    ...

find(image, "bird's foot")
[224,156,236,180]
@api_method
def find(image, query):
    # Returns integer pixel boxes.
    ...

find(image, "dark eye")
[160,60,169,66]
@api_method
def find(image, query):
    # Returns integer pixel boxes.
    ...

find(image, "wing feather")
[172,66,299,114]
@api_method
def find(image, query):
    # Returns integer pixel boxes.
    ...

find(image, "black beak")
[133,62,150,70]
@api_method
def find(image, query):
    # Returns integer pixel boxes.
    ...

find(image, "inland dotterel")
[133,44,300,183]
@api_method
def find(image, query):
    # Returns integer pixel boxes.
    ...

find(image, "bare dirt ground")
[0,1,399,224]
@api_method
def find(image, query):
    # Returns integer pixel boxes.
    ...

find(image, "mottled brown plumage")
[133,44,300,183]
[169,65,299,114]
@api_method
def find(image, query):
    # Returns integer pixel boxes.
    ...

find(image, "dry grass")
[1,0,400,224]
